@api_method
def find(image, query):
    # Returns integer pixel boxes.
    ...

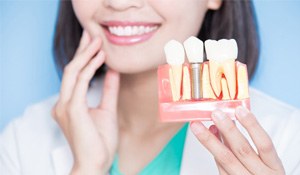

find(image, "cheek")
[71,0,100,33]
[152,0,208,40]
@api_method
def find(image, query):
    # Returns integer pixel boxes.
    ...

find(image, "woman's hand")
[52,31,120,175]
[191,106,285,175]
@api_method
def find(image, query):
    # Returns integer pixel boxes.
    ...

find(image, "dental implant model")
[183,36,204,100]
[157,37,250,122]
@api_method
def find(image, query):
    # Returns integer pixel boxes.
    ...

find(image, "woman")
[1,0,299,174]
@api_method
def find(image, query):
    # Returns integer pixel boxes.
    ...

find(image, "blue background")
[1,0,300,131]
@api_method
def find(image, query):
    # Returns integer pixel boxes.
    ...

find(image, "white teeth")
[124,26,131,36]
[117,26,124,36]
[108,25,158,36]
[138,26,145,35]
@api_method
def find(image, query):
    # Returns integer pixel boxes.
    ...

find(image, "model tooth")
[205,40,222,97]
[164,40,185,65]
[183,36,204,63]
[208,60,222,97]
[222,59,236,99]
[237,64,249,99]
[205,39,238,98]
[221,77,230,100]
[164,40,185,101]
[182,66,191,100]
[202,63,216,99]
[205,40,219,61]
[218,39,238,61]
[220,39,237,98]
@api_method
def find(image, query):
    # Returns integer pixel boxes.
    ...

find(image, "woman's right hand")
[52,30,120,175]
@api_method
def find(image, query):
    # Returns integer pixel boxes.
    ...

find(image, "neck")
[118,68,161,132]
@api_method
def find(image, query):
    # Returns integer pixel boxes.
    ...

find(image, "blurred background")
[1,0,300,131]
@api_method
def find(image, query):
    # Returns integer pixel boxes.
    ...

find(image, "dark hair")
[54,0,259,79]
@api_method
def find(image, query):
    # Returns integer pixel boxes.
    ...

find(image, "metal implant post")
[190,63,202,100]
[183,36,204,100]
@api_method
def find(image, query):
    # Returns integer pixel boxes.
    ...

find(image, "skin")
[52,0,285,174]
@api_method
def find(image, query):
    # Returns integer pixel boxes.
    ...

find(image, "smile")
[101,21,160,45]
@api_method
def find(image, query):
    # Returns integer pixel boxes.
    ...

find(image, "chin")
[105,58,161,74]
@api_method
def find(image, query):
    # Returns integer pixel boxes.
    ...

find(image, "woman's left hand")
[191,106,285,175]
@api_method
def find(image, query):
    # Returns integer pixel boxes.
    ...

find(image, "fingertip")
[107,69,120,80]
[211,110,227,122]
[95,50,105,60]
[235,106,250,119]
[190,121,205,135]
[93,36,102,45]
[82,30,90,40]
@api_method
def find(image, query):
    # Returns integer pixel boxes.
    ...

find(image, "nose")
[103,0,144,11]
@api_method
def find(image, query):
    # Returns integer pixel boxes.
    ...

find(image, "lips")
[101,21,160,45]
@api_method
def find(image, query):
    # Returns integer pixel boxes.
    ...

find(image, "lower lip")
[103,27,158,45]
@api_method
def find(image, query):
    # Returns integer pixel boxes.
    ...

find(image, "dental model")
[183,36,204,100]
[164,40,185,101]
[158,37,250,122]
[205,39,238,99]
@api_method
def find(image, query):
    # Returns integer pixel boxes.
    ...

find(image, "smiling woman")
[1,0,300,175]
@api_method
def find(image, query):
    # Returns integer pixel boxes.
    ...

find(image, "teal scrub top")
[110,123,188,175]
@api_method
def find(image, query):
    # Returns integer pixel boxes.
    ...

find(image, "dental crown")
[164,40,185,65]
[205,39,238,61]
[183,36,204,63]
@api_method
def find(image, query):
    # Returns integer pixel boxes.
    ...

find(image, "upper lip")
[101,21,161,27]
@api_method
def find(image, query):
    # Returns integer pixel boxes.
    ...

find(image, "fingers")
[235,106,284,170]
[54,33,104,141]
[76,30,91,54]
[211,110,269,174]
[209,125,229,175]
[59,37,102,104]
[99,69,120,113]
[191,122,251,175]
[71,51,105,105]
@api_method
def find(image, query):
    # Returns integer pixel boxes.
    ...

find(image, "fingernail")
[191,122,205,134]
[236,106,249,118]
[209,125,218,135]
[211,110,226,121]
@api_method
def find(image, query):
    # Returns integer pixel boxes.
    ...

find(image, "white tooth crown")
[108,26,158,36]
[219,39,238,60]
[164,40,185,65]
[204,40,219,61]
[183,36,204,63]
[205,39,238,61]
